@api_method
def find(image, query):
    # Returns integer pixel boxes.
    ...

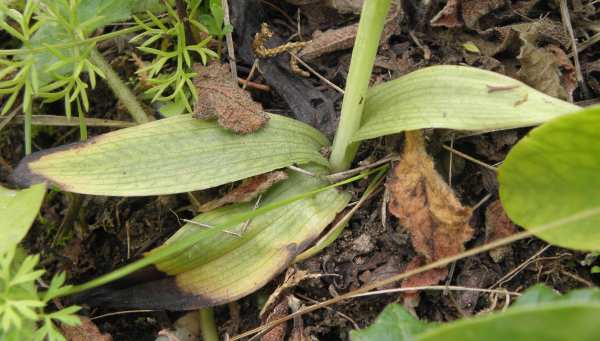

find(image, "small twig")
[559,270,594,287]
[490,244,552,289]
[237,78,270,91]
[289,53,345,94]
[222,0,238,83]
[348,285,521,299]
[0,104,22,132]
[472,193,493,211]
[296,293,359,329]
[242,59,259,90]
[91,309,156,320]
[10,115,136,128]
[182,219,241,237]
[325,154,399,182]
[240,195,262,234]
[441,144,497,172]
[559,0,590,98]
[287,165,317,177]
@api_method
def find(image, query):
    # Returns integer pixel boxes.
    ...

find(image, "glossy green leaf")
[85,166,351,309]
[499,106,600,250]
[351,285,600,341]
[354,65,579,141]
[0,184,46,254]
[11,114,329,196]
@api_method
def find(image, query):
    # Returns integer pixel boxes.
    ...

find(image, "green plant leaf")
[351,285,600,341]
[353,65,579,141]
[84,166,350,309]
[499,106,600,251]
[11,114,330,196]
[0,184,46,253]
[351,303,433,341]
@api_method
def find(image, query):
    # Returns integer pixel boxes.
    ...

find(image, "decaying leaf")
[400,256,448,305]
[430,0,462,28]
[199,171,288,212]
[387,131,474,262]
[387,131,473,299]
[60,316,112,341]
[193,63,269,134]
[513,20,575,101]
[485,199,517,263]
[299,1,402,61]
[261,297,289,341]
[461,0,507,29]
[431,0,508,29]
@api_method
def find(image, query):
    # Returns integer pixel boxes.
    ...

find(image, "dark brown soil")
[1,0,599,340]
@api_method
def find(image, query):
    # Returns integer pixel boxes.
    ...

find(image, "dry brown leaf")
[261,297,289,341]
[430,0,463,28]
[193,63,269,134]
[461,0,507,29]
[485,199,517,263]
[199,171,288,212]
[299,1,401,60]
[387,131,474,262]
[61,316,112,341]
[401,256,448,303]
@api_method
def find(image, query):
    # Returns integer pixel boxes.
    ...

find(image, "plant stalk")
[329,0,392,172]
[199,308,219,341]
[90,49,150,124]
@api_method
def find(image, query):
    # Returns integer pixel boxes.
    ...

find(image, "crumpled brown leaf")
[199,171,288,212]
[61,316,112,341]
[299,1,402,60]
[387,131,474,262]
[431,0,508,29]
[193,63,269,134]
[513,20,575,101]
[387,131,473,300]
[485,199,517,263]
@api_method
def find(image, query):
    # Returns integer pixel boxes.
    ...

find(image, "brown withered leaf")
[61,316,112,341]
[462,0,507,29]
[199,171,288,212]
[261,296,289,341]
[401,256,448,304]
[387,131,474,262]
[193,63,269,134]
[485,199,517,263]
[430,0,463,28]
[299,1,402,60]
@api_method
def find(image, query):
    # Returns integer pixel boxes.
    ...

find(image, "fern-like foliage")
[0,247,80,341]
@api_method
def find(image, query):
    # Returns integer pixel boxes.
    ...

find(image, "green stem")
[58,168,382,297]
[329,0,392,172]
[199,308,219,341]
[90,49,150,124]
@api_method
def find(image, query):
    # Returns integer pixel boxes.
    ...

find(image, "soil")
[1,0,599,340]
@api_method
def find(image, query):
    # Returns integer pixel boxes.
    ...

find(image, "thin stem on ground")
[328,0,392,172]
[90,49,150,124]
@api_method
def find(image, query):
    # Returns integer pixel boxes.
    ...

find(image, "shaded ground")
[1,0,599,340]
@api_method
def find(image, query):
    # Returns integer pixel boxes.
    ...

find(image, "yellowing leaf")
[81,167,350,309]
[354,65,579,141]
[10,114,329,196]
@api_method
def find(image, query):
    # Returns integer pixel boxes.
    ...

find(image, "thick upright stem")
[329,0,392,172]
[90,49,150,124]
[199,308,219,341]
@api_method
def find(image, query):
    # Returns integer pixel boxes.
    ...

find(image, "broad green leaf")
[354,65,579,141]
[351,285,600,341]
[10,114,329,196]
[86,166,351,309]
[0,184,46,253]
[499,106,600,250]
